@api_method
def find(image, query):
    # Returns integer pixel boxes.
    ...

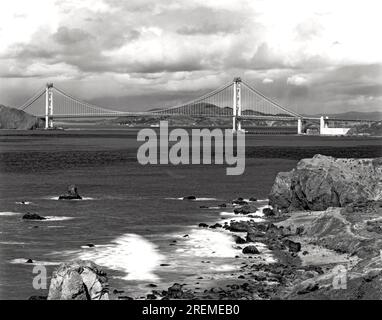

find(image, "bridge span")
[18,77,375,134]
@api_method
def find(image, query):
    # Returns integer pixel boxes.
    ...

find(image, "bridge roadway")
[36,112,319,121]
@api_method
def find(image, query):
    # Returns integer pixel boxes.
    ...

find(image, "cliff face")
[0,105,44,129]
[269,154,382,212]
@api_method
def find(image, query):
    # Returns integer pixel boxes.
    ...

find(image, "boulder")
[234,204,258,215]
[262,208,275,217]
[283,239,301,253]
[246,230,265,242]
[167,283,183,299]
[234,207,250,215]
[228,221,252,232]
[233,235,246,244]
[198,223,208,228]
[232,199,248,205]
[22,212,46,220]
[58,185,82,200]
[183,195,196,200]
[48,260,109,300]
[242,245,260,254]
[269,155,382,212]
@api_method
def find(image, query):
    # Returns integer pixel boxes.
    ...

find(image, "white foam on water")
[219,210,265,218]
[46,196,94,201]
[0,212,22,216]
[175,228,237,258]
[80,244,109,249]
[209,264,238,272]
[9,258,60,266]
[75,233,165,281]
[43,216,74,221]
[0,241,26,245]
[253,242,277,263]
[220,211,235,216]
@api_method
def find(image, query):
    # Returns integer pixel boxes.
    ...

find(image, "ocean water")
[0,130,380,299]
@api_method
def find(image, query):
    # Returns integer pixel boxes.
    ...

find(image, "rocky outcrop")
[58,185,82,200]
[0,105,43,130]
[22,212,46,220]
[304,204,382,258]
[269,154,382,212]
[48,260,109,300]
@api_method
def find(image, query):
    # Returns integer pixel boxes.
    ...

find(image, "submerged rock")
[22,212,46,220]
[48,260,109,300]
[58,185,82,200]
[269,155,382,212]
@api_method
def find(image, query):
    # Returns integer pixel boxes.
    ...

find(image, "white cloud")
[287,75,309,86]
[262,78,274,84]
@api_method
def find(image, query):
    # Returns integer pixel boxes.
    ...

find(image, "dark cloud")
[249,43,288,70]
[53,27,92,45]
[0,0,381,115]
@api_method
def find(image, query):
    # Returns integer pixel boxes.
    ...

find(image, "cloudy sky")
[0,0,381,114]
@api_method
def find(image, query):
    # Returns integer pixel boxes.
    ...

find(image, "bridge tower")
[45,83,54,129]
[297,118,302,134]
[232,77,242,132]
[319,116,329,134]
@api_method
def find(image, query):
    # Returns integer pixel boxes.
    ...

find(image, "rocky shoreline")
[33,154,382,300]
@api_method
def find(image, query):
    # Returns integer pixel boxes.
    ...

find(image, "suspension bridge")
[18,77,368,134]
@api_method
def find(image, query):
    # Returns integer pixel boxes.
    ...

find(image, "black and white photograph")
[0,0,381,310]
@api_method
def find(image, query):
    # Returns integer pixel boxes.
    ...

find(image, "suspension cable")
[241,80,302,118]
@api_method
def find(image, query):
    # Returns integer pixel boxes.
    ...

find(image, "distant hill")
[0,105,44,129]
[310,111,382,121]
[149,103,292,117]
[347,121,382,136]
